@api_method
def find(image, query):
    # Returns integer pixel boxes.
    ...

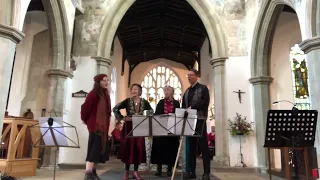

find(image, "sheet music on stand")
[167,108,198,136]
[125,108,206,180]
[29,110,80,180]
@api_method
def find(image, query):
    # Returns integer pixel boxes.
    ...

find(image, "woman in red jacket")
[81,74,111,180]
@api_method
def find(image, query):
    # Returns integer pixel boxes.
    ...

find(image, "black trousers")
[188,121,210,174]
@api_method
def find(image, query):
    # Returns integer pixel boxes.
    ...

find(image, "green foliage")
[227,113,254,136]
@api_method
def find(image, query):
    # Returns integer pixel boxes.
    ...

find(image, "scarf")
[96,90,111,153]
[164,98,174,114]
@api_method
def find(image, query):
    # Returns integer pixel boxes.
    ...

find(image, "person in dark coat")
[182,69,211,180]
[151,86,180,177]
[113,84,153,180]
[81,74,111,180]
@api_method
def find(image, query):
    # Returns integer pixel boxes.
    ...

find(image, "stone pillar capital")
[0,24,24,44]
[46,69,73,79]
[299,36,320,54]
[249,76,273,85]
[210,57,228,68]
[92,56,112,67]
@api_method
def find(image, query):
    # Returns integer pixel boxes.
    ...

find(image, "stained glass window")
[141,66,182,110]
[289,44,311,110]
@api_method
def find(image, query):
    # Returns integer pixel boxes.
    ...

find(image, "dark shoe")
[84,173,95,180]
[154,171,162,177]
[93,172,101,180]
[154,164,162,177]
[199,174,210,180]
[183,172,196,179]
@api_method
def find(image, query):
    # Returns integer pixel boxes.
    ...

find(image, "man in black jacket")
[182,69,210,180]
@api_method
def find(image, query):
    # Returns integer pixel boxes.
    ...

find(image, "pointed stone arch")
[41,0,70,71]
[250,0,297,78]
[97,0,228,60]
[18,0,71,72]
[249,0,303,168]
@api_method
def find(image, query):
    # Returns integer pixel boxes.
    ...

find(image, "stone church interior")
[0,0,320,179]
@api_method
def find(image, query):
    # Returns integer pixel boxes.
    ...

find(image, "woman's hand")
[125,117,132,121]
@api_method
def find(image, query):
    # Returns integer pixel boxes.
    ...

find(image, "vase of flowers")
[227,113,254,136]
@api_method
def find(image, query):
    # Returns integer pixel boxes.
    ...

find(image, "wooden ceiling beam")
[119,19,205,29]
[125,46,198,54]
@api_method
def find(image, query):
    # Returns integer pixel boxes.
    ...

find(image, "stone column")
[249,76,273,170]
[91,56,112,74]
[210,57,229,166]
[0,24,24,133]
[41,69,73,168]
[299,37,320,170]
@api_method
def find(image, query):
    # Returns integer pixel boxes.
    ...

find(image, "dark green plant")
[227,113,254,136]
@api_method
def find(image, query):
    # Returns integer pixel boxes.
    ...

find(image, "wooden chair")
[109,136,120,156]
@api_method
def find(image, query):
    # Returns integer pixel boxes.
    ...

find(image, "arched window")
[110,67,117,112]
[289,44,311,110]
[141,66,182,110]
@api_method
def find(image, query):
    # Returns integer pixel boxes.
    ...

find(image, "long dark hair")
[93,81,109,96]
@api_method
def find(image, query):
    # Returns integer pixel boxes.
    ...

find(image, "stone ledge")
[46,69,74,79]
[249,76,273,85]
[213,155,230,166]
[92,56,112,67]
[299,36,320,53]
[0,24,25,44]
[210,57,228,68]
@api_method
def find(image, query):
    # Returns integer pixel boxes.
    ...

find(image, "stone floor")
[21,169,285,180]
[21,157,285,180]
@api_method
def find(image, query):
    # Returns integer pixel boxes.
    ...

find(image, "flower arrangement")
[227,113,254,136]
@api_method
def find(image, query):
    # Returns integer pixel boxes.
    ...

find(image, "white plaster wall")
[8,11,48,117]
[108,36,129,132]
[18,0,32,30]
[269,12,302,169]
[59,56,97,164]
[200,38,215,132]
[225,56,257,167]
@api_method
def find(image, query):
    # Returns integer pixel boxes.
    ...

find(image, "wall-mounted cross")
[233,89,245,104]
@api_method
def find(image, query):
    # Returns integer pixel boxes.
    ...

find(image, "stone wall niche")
[20,30,52,120]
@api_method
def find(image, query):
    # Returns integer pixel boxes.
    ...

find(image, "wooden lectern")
[0,117,40,177]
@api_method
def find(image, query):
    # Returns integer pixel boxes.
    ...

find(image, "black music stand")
[125,108,206,180]
[29,109,80,180]
[264,110,318,180]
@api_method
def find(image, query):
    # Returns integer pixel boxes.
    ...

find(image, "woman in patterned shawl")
[113,84,153,180]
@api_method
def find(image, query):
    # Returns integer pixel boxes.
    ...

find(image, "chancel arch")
[97,0,228,60]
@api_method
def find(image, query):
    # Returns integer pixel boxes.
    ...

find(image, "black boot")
[93,169,101,180]
[167,165,172,177]
[199,174,210,180]
[84,173,95,180]
[183,172,196,179]
[154,164,162,177]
